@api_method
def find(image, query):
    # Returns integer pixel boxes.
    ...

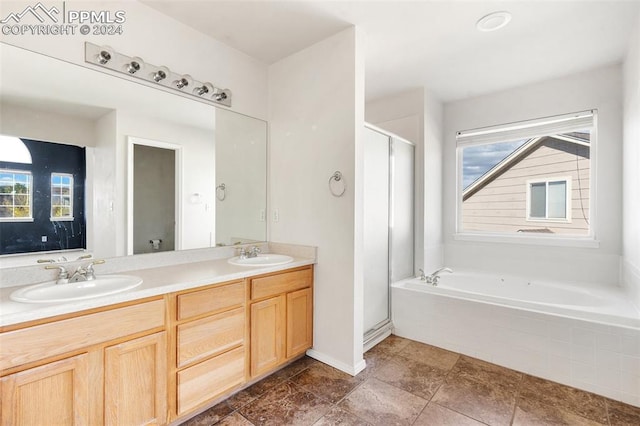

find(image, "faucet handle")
[85,259,105,280]
[417,269,426,281]
[250,246,261,255]
[37,258,56,263]
[45,265,70,284]
[76,254,92,261]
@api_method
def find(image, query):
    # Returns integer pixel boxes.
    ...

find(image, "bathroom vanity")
[0,257,314,425]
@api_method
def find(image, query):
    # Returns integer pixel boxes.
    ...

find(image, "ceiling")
[143,0,640,103]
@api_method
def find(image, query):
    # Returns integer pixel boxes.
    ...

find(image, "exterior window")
[0,170,32,221]
[527,178,570,221]
[457,110,594,239]
[51,173,74,220]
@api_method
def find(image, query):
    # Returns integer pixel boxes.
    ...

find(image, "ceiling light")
[476,11,511,32]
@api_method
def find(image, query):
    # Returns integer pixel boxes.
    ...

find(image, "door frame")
[127,136,183,255]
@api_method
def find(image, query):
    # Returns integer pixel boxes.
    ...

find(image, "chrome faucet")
[70,260,106,282]
[46,259,105,284]
[417,269,427,281]
[239,246,261,259]
[425,267,453,286]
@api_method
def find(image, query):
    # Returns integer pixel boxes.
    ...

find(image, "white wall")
[443,65,623,284]
[116,111,216,256]
[423,91,445,272]
[623,13,640,307]
[0,0,267,119]
[215,109,267,246]
[0,102,97,147]
[269,27,366,374]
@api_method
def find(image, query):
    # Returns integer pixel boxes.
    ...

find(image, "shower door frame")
[363,123,415,348]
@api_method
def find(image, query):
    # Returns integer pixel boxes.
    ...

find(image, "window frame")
[0,169,34,222]
[525,177,572,223]
[455,110,598,247]
[50,172,74,221]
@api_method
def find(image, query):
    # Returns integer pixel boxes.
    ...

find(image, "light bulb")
[151,66,170,82]
[124,56,144,74]
[193,82,213,96]
[96,46,114,65]
[173,74,192,90]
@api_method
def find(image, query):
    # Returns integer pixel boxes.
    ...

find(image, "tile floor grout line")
[508,372,525,426]
[186,336,640,426]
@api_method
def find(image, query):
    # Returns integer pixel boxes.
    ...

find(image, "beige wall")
[463,140,590,235]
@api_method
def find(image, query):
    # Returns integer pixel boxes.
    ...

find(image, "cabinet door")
[286,287,313,358]
[250,295,286,377]
[0,354,89,426]
[104,332,167,426]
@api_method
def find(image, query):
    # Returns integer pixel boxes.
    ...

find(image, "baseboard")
[306,349,366,376]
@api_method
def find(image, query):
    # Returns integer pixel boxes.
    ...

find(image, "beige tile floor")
[181,335,640,426]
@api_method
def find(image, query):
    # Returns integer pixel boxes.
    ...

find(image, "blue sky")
[462,139,528,189]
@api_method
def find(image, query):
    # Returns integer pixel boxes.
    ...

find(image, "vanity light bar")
[84,42,232,107]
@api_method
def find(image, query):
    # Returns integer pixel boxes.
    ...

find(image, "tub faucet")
[426,267,453,286]
[417,269,427,281]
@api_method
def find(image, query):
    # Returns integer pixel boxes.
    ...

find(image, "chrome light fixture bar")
[84,42,232,107]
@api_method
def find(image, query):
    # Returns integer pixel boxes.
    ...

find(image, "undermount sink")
[228,254,294,267]
[10,275,143,304]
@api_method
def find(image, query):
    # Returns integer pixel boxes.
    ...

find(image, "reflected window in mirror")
[51,173,74,221]
[0,170,32,221]
[0,136,86,255]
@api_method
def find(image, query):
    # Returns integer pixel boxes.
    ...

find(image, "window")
[457,110,595,241]
[0,170,32,221]
[51,173,74,220]
[527,178,571,221]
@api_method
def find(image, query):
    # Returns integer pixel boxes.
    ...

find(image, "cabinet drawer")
[177,281,245,321]
[0,300,165,371]
[177,307,245,368]
[177,346,245,415]
[251,268,312,300]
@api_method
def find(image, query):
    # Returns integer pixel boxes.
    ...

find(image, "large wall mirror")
[0,43,267,261]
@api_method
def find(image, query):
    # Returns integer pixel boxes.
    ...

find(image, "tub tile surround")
[393,287,640,408]
[180,335,640,426]
[0,242,316,327]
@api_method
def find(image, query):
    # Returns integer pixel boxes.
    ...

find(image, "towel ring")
[328,171,346,197]
[216,183,226,201]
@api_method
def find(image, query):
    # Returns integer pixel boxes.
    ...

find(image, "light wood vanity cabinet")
[250,266,313,377]
[0,299,167,426]
[0,263,314,425]
[171,280,247,417]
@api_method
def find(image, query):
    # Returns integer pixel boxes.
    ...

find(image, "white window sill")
[50,217,75,222]
[0,218,34,223]
[453,232,600,248]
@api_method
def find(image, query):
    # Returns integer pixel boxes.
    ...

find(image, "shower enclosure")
[363,124,415,348]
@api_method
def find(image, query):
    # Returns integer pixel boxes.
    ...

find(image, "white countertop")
[0,256,315,328]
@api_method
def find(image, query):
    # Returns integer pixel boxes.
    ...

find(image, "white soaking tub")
[391,270,640,407]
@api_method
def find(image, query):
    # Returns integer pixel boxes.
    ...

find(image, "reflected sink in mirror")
[10,275,143,304]
[228,254,293,267]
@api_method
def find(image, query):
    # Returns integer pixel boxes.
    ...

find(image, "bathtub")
[391,271,640,407]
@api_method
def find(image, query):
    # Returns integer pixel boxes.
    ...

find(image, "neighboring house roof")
[462,133,590,201]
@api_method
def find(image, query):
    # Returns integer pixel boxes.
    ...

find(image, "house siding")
[462,139,590,234]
